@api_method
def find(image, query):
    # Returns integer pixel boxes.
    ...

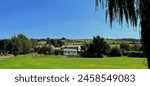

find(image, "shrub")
[121,49,128,56]
[110,47,122,57]
[37,45,54,55]
[120,43,130,51]
[54,49,60,55]
[13,51,19,56]
[131,44,141,51]
[127,51,145,57]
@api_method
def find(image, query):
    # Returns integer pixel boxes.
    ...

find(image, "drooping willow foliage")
[96,0,150,27]
[96,0,150,68]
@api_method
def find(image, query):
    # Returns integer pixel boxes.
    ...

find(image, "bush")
[80,51,104,58]
[54,49,60,55]
[37,45,54,55]
[13,51,19,56]
[110,47,122,57]
[127,51,145,57]
[121,49,128,56]
[120,43,130,51]
[131,44,141,51]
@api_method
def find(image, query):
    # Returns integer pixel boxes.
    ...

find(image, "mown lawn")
[0,55,148,69]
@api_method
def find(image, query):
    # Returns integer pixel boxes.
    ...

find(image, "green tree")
[18,34,31,54]
[56,40,64,47]
[30,39,38,52]
[120,43,130,51]
[110,47,122,57]
[96,0,150,68]
[61,37,66,40]
[0,39,13,54]
[82,36,110,57]
[4,40,13,54]
[11,34,31,55]
[11,36,19,56]
[50,39,56,46]
[46,38,51,44]
[131,44,141,51]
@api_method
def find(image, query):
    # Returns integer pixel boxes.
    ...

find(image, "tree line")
[0,34,65,56]
[0,34,36,56]
[0,34,143,58]
[81,36,143,58]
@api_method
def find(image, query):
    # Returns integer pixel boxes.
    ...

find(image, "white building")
[61,49,77,56]
[61,45,81,52]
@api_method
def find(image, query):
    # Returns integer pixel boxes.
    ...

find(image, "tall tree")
[11,36,19,56]
[96,0,150,68]
[82,36,110,57]
[11,34,31,55]
[18,34,31,54]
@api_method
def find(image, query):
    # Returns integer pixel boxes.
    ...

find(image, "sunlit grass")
[0,55,147,69]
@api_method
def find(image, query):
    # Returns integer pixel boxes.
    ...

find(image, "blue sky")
[0,0,140,39]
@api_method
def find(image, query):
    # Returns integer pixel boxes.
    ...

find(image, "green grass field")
[0,55,147,69]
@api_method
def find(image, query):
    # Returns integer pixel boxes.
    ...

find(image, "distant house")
[53,45,81,56]
[61,49,77,56]
[61,45,81,52]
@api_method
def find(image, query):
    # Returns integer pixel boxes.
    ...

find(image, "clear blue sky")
[0,0,140,39]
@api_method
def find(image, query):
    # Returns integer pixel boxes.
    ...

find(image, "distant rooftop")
[62,49,77,52]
